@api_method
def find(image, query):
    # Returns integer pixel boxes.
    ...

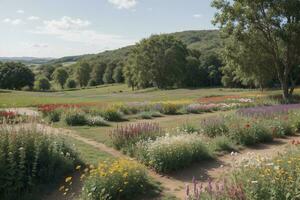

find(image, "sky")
[0,0,217,58]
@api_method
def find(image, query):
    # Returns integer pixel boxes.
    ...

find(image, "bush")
[265,118,294,138]
[101,108,123,122]
[137,111,153,119]
[137,111,162,119]
[0,124,79,200]
[228,120,273,146]
[63,109,87,126]
[211,136,236,152]
[47,109,62,122]
[199,117,229,137]
[66,79,77,89]
[110,122,163,155]
[178,123,198,134]
[86,115,108,126]
[81,159,149,200]
[136,134,212,173]
[35,77,51,91]
[186,103,220,114]
[156,103,180,115]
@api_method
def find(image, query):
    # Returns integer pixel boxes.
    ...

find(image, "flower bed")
[136,134,212,173]
[110,122,163,155]
[79,159,150,200]
[185,144,300,200]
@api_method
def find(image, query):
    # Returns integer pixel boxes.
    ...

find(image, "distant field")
[0,84,270,108]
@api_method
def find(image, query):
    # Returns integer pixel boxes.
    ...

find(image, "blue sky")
[0,0,217,58]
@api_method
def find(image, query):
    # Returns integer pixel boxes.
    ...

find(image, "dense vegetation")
[0,124,79,200]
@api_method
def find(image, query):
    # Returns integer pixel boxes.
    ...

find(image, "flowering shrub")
[155,103,181,115]
[80,159,149,200]
[228,119,273,146]
[200,117,229,138]
[86,116,108,126]
[63,109,87,126]
[185,178,246,200]
[136,134,212,173]
[0,111,18,122]
[232,146,300,200]
[0,124,79,200]
[237,104,300,117]
[100,108,123,122]
[110,122,163,154]
[186,103,220,114]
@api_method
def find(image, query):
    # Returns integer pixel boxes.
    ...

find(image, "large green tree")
[76,62,91,87]
[212,0,300,100]
[52,68,68,89]
[124,34,188,89]
[0,62,35,90]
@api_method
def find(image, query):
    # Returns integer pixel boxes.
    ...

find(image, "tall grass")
[0,124,79,200]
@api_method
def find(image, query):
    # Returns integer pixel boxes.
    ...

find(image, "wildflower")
[251,181,258,184]
[65,176,72,183]
[76,165,81,170]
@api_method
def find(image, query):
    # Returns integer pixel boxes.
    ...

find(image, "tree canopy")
[212,0,300,100]
[0,62,35,90]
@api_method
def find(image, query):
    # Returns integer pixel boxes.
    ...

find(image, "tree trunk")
[281,79,291,102]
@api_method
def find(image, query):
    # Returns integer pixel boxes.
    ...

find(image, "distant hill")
[0,30,222,67]
[0,57,53,65]
[73,29,222,65]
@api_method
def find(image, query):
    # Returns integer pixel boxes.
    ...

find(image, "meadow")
[1,85,300,200]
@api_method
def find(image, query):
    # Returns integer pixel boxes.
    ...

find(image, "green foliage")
[0,125,79,200]
[81,159,150,200]
[47,109,62,122]
[63,109,87,126]
[112,65,124,83]
[35,76,51,91]
[124,34,188,89]
[158,103,181,115]
[212,0,300,99]
[100,108,123,122]
[52,68,68,89]
[86,116,108,127]
[199,117,229,137]
[136,134,212,173]
[66,79,77,89]
[228,119,273,146]
[0,62,35,90]
[211,135,236,152]
[90,62,106,85]
[76,62,91,87]
[102,62,115,84]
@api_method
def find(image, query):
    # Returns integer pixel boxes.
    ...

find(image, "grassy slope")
[0,84,260,107]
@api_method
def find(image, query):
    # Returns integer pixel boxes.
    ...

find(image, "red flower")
[245,124,250,128]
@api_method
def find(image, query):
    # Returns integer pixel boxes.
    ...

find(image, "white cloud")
[17,9,25,14]
[108,0,137,9]
[32,16,134,50]
[193,14,202,19]
[32,43,49,48]
[27,16,40,21]
[2,18,22,25]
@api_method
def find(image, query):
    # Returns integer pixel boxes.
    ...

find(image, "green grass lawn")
[0,84,264,108]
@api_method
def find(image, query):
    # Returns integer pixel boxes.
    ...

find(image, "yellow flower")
[59,185,65,191]
[65,176,72,183]
[76,165,81,170]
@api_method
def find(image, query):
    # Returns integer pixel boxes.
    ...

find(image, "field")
[0,84,262,108]
[1,85,300,200]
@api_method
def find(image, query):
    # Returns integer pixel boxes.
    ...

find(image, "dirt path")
[3,107,40,117]
[39,124,299,200]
